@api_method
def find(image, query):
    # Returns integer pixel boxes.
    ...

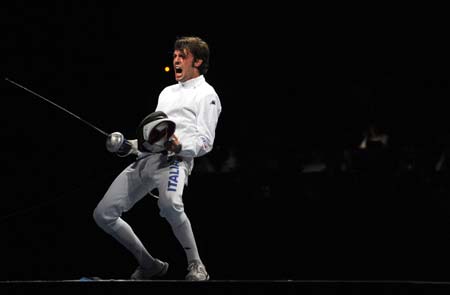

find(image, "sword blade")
[5,77,109,137]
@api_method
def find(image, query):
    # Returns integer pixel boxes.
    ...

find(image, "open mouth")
[175,67,182,74]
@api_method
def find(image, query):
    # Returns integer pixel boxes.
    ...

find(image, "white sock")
[171,215,201,264]
[110,217,155,268]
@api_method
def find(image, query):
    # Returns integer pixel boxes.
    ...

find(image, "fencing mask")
[137,111,176,153]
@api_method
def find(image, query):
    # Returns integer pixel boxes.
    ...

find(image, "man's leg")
[156,159,209,280]
[93,161,166,276]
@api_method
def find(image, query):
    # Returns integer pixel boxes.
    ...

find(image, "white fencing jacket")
[155,75,222,174]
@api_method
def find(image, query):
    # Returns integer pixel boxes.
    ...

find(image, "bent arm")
[178,94,221,158]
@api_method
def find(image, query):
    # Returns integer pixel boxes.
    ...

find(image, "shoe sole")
[185,274,210,281]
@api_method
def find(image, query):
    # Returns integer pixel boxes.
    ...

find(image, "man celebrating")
[94,36,222,281]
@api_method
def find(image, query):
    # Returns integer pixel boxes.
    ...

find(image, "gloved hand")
[164,134,182,154]
[106,132,138,157]
[116,139,138,157]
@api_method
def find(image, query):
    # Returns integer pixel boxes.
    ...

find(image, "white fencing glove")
[106,132,138,157]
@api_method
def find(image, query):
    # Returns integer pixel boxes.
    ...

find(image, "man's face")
[173,48,201,82]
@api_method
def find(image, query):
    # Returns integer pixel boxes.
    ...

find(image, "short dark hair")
[174,36,210,75]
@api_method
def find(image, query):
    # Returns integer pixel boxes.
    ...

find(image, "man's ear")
[194,59,203,68]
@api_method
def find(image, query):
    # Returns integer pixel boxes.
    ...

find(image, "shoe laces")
[187,261,205,273]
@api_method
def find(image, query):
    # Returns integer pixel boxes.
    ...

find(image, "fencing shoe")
[185,260,209,281]
[130,259,169,280]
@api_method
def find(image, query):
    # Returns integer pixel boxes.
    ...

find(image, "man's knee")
[93,203,116,231]
[93,205,106,227]
[158,197,186,227]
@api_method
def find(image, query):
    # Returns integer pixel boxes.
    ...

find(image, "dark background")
[1,2,449,281]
